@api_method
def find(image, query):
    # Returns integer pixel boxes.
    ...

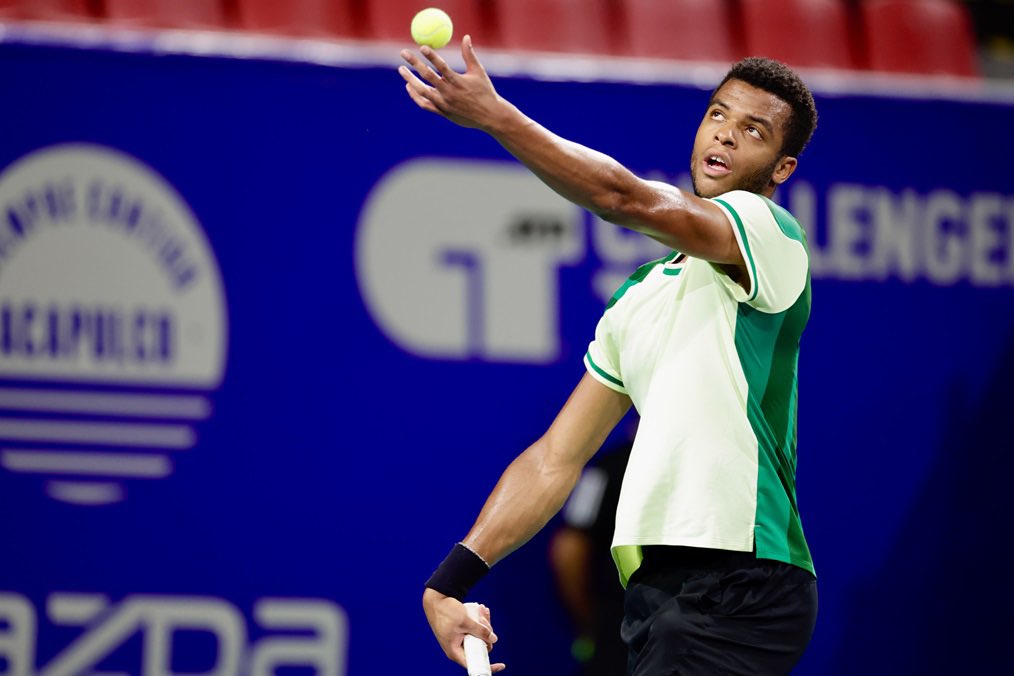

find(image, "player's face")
[689,79,798,199]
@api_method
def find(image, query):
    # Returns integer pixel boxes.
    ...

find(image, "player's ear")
[771,156,797,186]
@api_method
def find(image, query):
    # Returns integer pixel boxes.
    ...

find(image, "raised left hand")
[399,35,512,132]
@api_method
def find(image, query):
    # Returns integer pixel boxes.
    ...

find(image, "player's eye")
[710,109,724,120]
[746,126,762,139]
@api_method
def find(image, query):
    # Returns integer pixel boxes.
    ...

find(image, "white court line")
[0,418,194,448]
[0,388,210,419]
[46,480,124,505]
[2,449,172,478]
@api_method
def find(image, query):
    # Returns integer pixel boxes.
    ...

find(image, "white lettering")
[0,592,35,676]
[357,160,584,362]
[827,184,868,279]
[870,188,919,282]
[968,193,1006,286]
[815,184,1014,288]
[46,593,109,625]
[140,597,244,676]
[42,594,143,676]
[923,190,965,285]
[0,592,348,676]
[250,599,347,676]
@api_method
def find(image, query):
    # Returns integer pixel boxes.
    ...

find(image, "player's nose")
[715,124,736,147]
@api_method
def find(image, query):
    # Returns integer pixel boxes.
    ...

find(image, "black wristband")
[425,543,490,601]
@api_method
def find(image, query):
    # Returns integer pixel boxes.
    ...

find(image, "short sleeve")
[708,190,809,314]
[585,313,627,394]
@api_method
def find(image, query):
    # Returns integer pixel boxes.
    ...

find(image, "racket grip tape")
[463,602,492,676]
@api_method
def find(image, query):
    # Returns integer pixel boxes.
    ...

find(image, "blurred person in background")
[549,417,636,676]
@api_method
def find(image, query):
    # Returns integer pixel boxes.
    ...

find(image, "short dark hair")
[713,57,818,157]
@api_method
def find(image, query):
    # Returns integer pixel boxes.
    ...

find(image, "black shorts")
[621,546,818,676]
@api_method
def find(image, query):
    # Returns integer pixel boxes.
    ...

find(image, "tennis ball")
[411,8,453,49]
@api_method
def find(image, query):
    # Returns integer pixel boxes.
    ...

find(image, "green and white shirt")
[583,189,814,586]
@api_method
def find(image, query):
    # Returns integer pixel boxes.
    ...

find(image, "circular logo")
[0,144,228,505]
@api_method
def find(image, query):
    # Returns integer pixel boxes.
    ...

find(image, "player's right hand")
[422,588,506,672]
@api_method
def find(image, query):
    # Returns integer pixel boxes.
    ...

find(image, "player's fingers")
[399,66,436,100]
[469,611,495,635]
[463,618,493,640]
[462,34,484,74]
[478,605,497,646]
[445,635,470,668]
[491,663,507,673]
[404,83,441,115]
[400,49,443,87]
[397,64,431,90]
[462,617,496,648]
[420,45,458,81]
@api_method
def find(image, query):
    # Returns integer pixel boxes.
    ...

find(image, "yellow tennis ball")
[411,8,453,49]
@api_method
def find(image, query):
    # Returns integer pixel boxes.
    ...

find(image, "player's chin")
[690,167,730,199]
[692,175,729,199]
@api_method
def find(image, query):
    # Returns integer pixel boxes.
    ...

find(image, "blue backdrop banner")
[1,32,1013,675]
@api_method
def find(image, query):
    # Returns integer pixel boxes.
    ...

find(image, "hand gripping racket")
[463,602,492,676]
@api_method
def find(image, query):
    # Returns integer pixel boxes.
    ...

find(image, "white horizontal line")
[2,450,172,478]
[0,388,211,419]
[0,418,194,448]
[46,480,124,505]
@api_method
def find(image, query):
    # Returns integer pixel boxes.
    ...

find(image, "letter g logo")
[356,160,584,363]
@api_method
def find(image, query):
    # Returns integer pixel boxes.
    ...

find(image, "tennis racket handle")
[463,602,492,676]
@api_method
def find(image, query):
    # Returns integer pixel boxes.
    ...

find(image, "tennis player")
[401,36,819,675]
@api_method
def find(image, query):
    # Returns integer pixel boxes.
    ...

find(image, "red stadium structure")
[103,0,230,29]
[235,0,360,38]
[740,0,858,70]
[621,0,737,63]
[861,0,979,76]
[0,0,92,20]
[494,0,617,55]
[0,0,989,77]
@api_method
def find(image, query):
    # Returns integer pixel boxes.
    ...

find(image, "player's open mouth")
[703,155,731,177]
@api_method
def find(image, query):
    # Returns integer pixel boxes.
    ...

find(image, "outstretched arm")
[398,36,743,268]
[423,373,631,671]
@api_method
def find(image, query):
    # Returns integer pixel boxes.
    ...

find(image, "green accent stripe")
[714,198,758,302]
[734,277,814,576]
[606,251,679,310]
[585,351,623,388]
[662,267,683,277]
